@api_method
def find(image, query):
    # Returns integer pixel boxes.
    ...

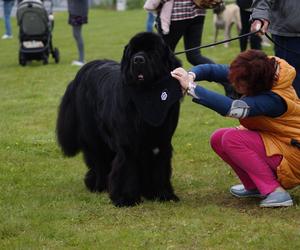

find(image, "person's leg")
[3,1,14,36]
[160,19,186,52]
[273,35,300,98]
[220,129,282,196]
[238,9,250,52]
[210,128,257,190]
[211,128,293,207]
[249,33,262,50]
[183,16,237,97]
[146,12,155,32]
[183,16,214,65]
[72,25,84,63]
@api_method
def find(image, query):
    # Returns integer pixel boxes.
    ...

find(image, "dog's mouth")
[129,52,166,84]
[131,53,148,82]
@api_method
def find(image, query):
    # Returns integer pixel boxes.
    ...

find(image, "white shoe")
[230,184,264,198]
[2,34,13,39]
[261,41,271,47]
[71,60,84,66]
[260,190,293,207]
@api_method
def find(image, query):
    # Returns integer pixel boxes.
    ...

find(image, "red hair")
[228,50,278,96]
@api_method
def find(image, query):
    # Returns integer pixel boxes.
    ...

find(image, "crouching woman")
[171,49,300,207]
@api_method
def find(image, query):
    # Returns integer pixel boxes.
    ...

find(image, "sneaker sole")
[230,190,264,198]
[260,200,293,208]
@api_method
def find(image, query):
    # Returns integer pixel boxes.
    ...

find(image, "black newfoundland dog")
[56,32,182,207]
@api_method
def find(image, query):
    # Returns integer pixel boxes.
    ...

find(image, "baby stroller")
[16,0,59,66]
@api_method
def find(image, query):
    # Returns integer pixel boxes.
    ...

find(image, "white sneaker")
[261,41,271,47]
[260,188,293,208]
[2,34,13,39]
[71,60,84,66]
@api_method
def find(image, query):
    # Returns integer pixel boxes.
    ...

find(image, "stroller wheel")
[52,48,60,63]
[19,52,26,66]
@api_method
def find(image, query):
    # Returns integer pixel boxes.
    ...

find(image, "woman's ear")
[164,45,182,69]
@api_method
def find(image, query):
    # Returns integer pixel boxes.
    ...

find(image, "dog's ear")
[164,45,182,70]
[121,44,130,77]
[121,45,129,66]
[160,36,182,69]
[213,2,225,14]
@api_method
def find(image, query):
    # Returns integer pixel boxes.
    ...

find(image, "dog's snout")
[133,55,145,64]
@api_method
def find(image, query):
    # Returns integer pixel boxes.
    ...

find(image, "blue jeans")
[146,12,155,32]
[3,0,15,36]
[273,35,300,98]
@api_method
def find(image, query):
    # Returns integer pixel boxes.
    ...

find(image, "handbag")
[193,0,224,9]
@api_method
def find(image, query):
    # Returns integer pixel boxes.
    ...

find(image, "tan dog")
[213,3,242,47]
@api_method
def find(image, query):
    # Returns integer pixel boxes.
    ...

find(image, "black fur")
[56,32,182,207]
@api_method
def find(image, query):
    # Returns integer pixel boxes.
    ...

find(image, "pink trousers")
[210,128,282,195]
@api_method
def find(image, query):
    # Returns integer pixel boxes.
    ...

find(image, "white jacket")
[144,0,174,34]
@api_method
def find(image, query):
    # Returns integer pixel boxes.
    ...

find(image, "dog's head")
[213,2,225,14]
[121,32,181,86]
[120,32,182,127]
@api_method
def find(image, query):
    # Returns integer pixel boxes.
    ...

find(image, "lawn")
[0,8,300,249]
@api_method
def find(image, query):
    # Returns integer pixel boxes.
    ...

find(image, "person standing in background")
[67,0,89,66]
[158,0,213,66]
[2,0,15,39]
[251,0,300,98]
[236,0,261,51]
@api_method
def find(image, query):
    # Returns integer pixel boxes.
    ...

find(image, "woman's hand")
[235,125,248,130]
[251,19,269,35]
[171,68,195,94]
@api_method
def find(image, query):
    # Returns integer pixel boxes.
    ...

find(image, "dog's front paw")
[157,191,180,202]
[111,196,142,207]
[84,170,106,192]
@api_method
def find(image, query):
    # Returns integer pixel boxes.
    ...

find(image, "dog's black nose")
[133,55,145,64]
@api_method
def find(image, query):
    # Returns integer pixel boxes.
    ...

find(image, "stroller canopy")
[17,0,50,36]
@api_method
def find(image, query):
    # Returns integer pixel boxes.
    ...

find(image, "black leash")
[174,30,260,55]
[174,29,300,56]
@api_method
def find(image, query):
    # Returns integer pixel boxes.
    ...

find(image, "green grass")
[1,9,300,249]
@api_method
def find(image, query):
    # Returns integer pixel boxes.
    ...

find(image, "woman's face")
[233,80,248,95]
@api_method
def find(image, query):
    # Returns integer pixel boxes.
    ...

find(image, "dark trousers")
[239,9,261,51]
[273,35,300,97]
[160,16,214,65]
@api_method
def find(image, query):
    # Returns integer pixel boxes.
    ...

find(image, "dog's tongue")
[126,76,182,126]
